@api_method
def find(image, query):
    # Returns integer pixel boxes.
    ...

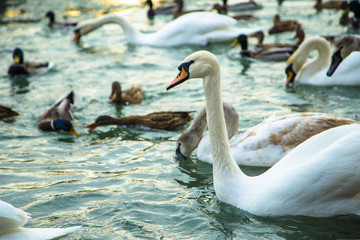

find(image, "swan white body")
[196,112,356,166]
[75,12,261,46]
[0,200,81,240]
[167,50,360,217]
[286,36,360,86]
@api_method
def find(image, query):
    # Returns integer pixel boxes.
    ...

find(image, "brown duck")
[172,0,205,19]
[0,105,19,122]
[109,81,144,105]
[84,111,193,131]
[268,14,301,35]
[314,0,345,11]
[212,3,255,20]
[38,91,81,136]
[251,28,305,50]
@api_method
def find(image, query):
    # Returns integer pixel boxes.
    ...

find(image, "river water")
[1,0,360,239]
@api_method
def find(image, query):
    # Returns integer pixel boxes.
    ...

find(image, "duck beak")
[231,38,239,48]
[14,55,21,64]
[70,127,82,136]
[72,31,81,42]
[326,47,343,77]
[109,90,116,101]
[167,67,190,90]
[84,122,97,131]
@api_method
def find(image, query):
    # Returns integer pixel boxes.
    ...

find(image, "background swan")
[167,50,360,217]
[72,12,261,47]
[285,36,360,87]
[0,200,81,240]
[178,109,356,166]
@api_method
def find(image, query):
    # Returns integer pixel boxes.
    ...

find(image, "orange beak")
[72,31,81,42]
[166,67,189,90]
[84,122,97,131]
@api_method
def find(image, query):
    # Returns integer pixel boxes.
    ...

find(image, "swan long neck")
[296,38,331,72]
[81,14,141,42]
[202,67,243,178]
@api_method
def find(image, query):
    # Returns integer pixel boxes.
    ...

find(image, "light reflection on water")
[1,0,360,239]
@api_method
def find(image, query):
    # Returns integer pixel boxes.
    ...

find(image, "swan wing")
[0,226,81,240]
[0,200,30,233]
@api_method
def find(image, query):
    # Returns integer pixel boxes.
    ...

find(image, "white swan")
[327,35,360,76]
[285,36,360,87]
[167,50,360,217]
[0,200,81,240]
[72,12,261,47]
[177,107,356,166]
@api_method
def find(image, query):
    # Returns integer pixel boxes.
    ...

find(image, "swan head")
[72,17,100,41]
[176,124,204,160]
[166,51,219,90]
[285,63,296,88]
[327,35,360,76]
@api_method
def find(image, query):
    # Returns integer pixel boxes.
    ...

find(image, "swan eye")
[177,60,195,72]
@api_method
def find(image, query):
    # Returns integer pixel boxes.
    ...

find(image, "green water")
[1,0,360,239]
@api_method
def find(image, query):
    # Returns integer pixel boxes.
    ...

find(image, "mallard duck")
[232,34,294,61]
[84,111,193,131]
[0,104,19,122]
[44,10,77,28]
[72,12,261,46]
[327,35,360,76]
[167,50,360,217]
[172,0,205,19]
[38,91,81,136]
[146,0,176,17]
[7,48,53,76]
[250,28,305,50]
[285,36,360,87]
[222,0,262,12]
[109,81,144,105]
[314,0,345,11]
[0,199,81,240]
[268,14,301,35]
[177,104,356,166]
[212,3,255,20]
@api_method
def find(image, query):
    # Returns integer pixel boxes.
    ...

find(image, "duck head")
[53,119,81,136]
[44,10,55,24]
[109,81,122,102]
[12,48,24,64]
[84,115,114,131]
[146,0,155,20]
[231,34,248,50]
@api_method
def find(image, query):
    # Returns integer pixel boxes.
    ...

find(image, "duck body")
[268,14,301,35]
[0,105,19,122]
[167,50,360,217]
[286,36,360,87]
[224,0,262,12]
[85,111,193,131]
[196,112,356,166]
[251,29,305,51]
[0,200,81,240]
[109,81,144,105]
[73,12,261,47]
[38,91,80,135]
[8,48,53,77]
[315,0,344,10]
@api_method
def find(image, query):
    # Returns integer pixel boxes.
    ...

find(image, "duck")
[84,111,193,131]
[222,0,262,12]
[44,10,77,28]
[0,105,19,122]
[177,104,356,166]
[0,199,81,240]
[212,3,255,20]
[38,91,81,136]
[7,48,53,76]
[232,34,294,61]
[172,0,206,19]
[109,81,144,105]
[166,50,360,217]
[146,0,176,17]
[314,0,345,11]
[72,12,261,47]
[268,14,301,35]
[250,28,305,50]
[327,35,360,76]
[285,36,360,87]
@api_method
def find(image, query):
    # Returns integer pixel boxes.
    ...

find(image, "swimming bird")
[146,0,176,17]
[0,199,81,240]
[0,105,19,122]
[85,111,193,131]
[44,10,77,28]
[222,0,262,12]
[167,50,360,217]
[314,0,345,11]
[268,14,301,35]
[212,3,255,20]
[177,106,356,166]
[327,35,360,76]
[38,91,81,136]
[109,81,144,105]
[7,48,53,76]
[285,36,360,87]
[232,34,294,61]
[172,0,205,19]
[72,12,261,47]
